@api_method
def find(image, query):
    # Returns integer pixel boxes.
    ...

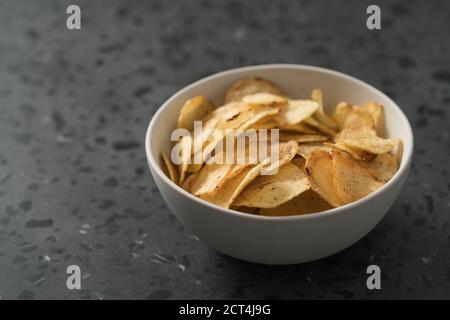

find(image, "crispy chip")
[177,96,214,131]
[281,123,319,134]
[233,163,310,208]
[304,117,337,137]
[178,135,192,185]
[279,132,328,143]
[311,89,338,129]
[305,150,343,207]
[241,93,287,104]
[360,153,398,183]
[336,128,400,154]
[324,142,375,161]
[332,150,383,204]
[260,190,333,216]
[361,102,384,132]
[190,144,258,196]
[201,104,280,161]
[181,172,198,192]
[190,163,234,196]
[251,117,279,130]
[333,102,375,131]
[275,100,319,125]
[225,77,286,103]
[296,143,333,159]
[161,152,179,184]
[200,159,270,208]
[261,140,299,175]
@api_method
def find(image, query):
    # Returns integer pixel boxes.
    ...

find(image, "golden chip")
[311,89,338,129]
[190,163,234,196]
[305,150,343,207]
[225,77,286,103]
[304,117,337,137]
[233,163,310,208]
[161,152,179,184]
[275,100,319,125]
[279,132,328,143]
[336,128,400,154]
[333,102,378,131]
[332,150,383,204]
[241,93,287,104]
[200,159,270,208]
[296,142,333,159]
[178,135,192,185]
[181,172,198,192]
[251,117,279,130]
[260,190,333,216]
[324,142,375,161]
[177,96,214,131]
[361,102,384,133]
[281,123,319,134]
[360,153,398,183]
[261,140,299,175]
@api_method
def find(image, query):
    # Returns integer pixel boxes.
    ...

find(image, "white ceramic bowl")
[145,64,413,265]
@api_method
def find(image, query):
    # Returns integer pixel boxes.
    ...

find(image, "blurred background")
[0,0,449,299]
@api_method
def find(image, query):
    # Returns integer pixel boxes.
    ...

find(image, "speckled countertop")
[0,0,449,300]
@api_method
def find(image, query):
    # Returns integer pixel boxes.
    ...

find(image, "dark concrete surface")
[0,0,449,299]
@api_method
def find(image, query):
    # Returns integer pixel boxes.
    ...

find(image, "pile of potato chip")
[161,77,401,216]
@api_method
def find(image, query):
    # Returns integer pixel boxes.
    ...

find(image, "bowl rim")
[145,64,414,221]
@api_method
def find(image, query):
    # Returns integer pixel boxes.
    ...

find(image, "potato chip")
[260,190,333,216]
[305,150,343,207]
[178,135,192,185]
[311,89,338,129]
[332,150,383,204]
[201,104,281,161]
[336,128,400,154]
[324,142,375,161]
[279,132,328,143]
[200,139,298,208]
[209,101,246,119]
[187,163,203,173]
[191,144,258,196]
[190,163,234,196]
[275,100,319,125]
[161,152,179,184]
[200,159,270,208]
[360,153,398,183]
[233,163,310,208]
[296,143,333,159]
[177,96,214,131]
[281,123,319,134]
[361,102,383,132]
[261,140,298,175]
[181,172,198,192]
[241,93,287,104]
[332,102,352,128]
[333,102,375,131]
[225,77,286,103]
[304,117,337,137]
[251,117,279,130]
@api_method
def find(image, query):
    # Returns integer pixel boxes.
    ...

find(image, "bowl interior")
[148,64,413,200]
